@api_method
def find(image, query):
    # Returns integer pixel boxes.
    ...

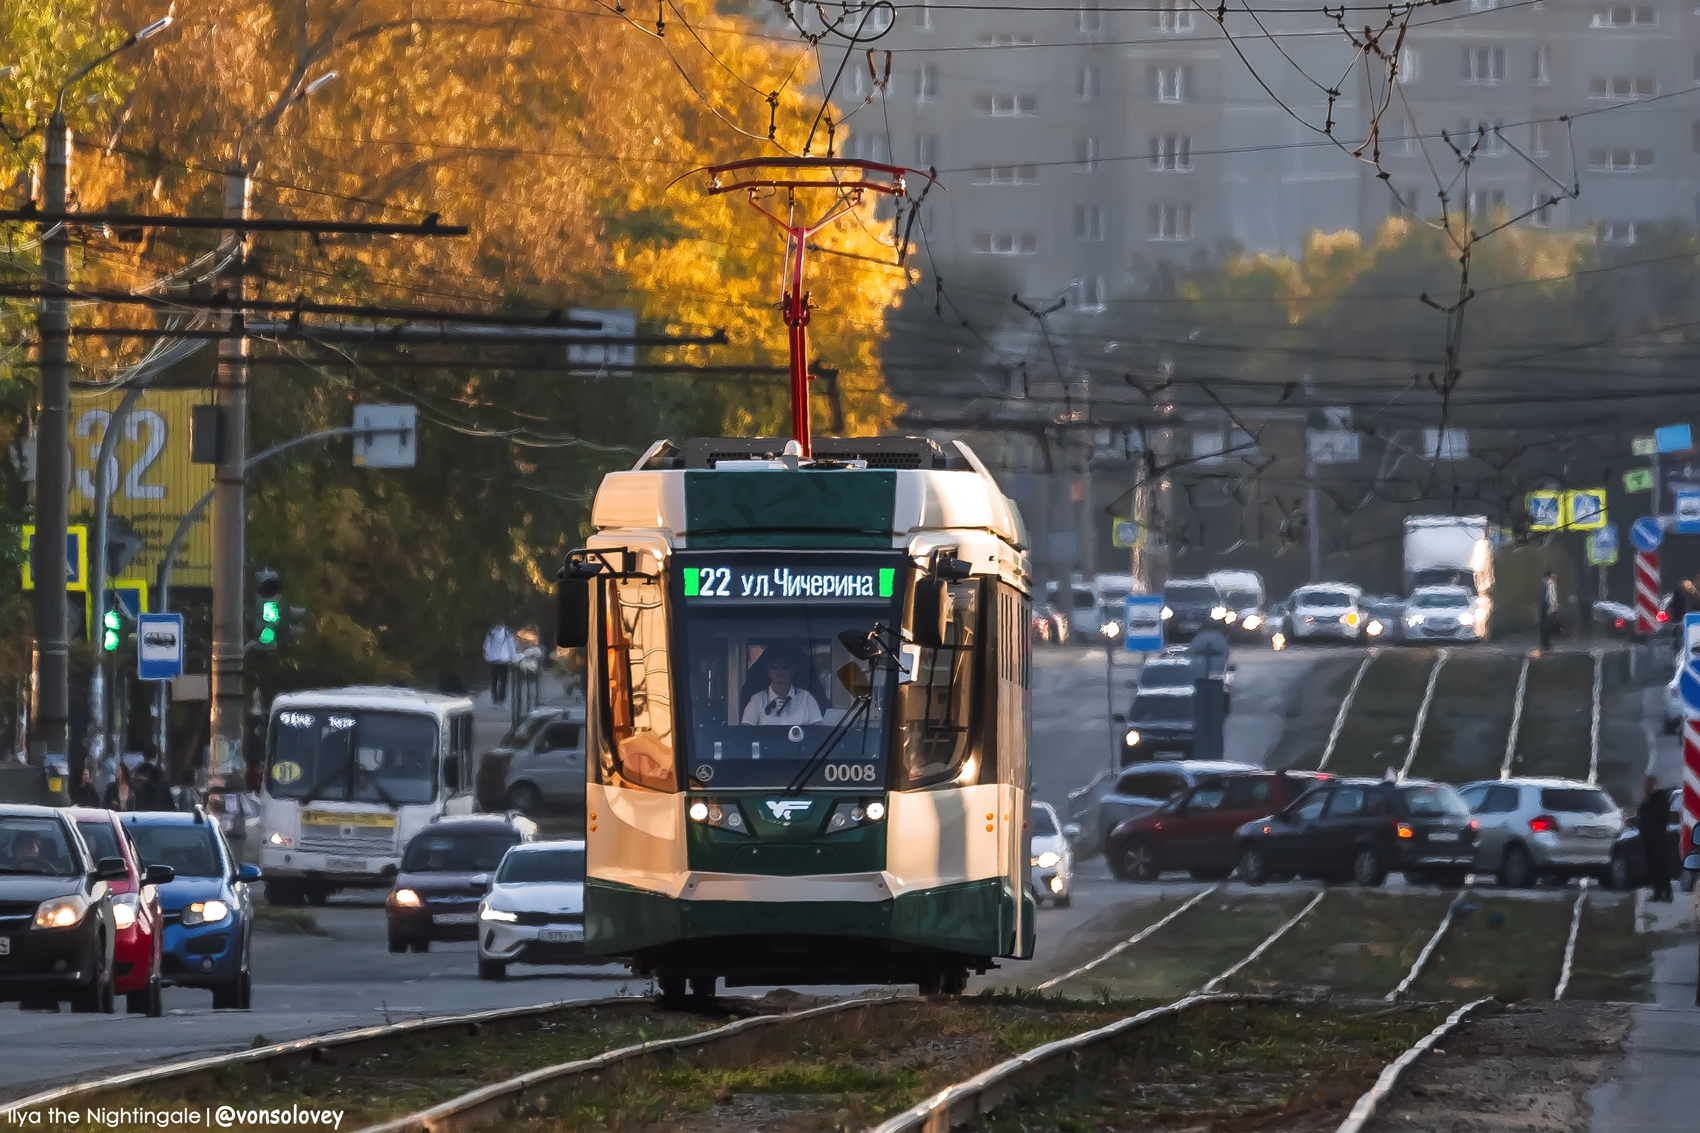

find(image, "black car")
[385,814,537,952]
[0,805,128,1012]
[1363,595,1407,643]
[1162,579,1227,644]
[1115,690,1195,764]
[1233,777,1477,887]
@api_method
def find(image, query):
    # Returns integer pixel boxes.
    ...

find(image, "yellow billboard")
[66,389,216,589]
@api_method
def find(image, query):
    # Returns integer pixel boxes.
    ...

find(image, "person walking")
[172,768,201,812]
[103,762,133,811]
[1675,579,1698,625]
[1638,776,1674,903]
[483,621,518,705]
[1537,570,1558,652]
[69,768,100,808]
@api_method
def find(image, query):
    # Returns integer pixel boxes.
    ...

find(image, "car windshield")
[267,709,440,806]
[128,824,223,878]
[0,816,78,876]
[1409,592,1468,609]
[1139,662,1194,689]
[1130,695,1194,723]
[1071,589,1096,609]
[1220,590,1259,608]
[75,820,124,867]
[1541,788,1615,814]
[1399,783,1470,817]
[402,830,518,873]
[497,847,586,883]
[1029,805,1058,836]
[1297,589,1354,608]
[500,712,554,750]
[1410,568,1475,593]
[1164,584,1218,604]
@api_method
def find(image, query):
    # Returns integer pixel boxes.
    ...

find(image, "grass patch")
[1408,653,1523,785]
[969,1000,1451,1133]
[1325,649,1439,779]
[1265,654,1373,771]
[1224,889,1459,999]
[1556,891,1652,1002]
[1512,655,1596,782]
[1408,892,1575,1001]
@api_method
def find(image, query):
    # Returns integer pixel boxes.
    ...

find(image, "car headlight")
[392,888,421,907]
[1034,851,1061,869]
[268,832,292,847]
[1099,621,1121,638]
[1241,614,1262,630]
[1161,607,1173,620]
[479,903,518,922]
[1125,729,1141,746]
[112,894,139,930]
[1210,606,1229,620]
[1458,611,1474,626]
[34,895,89,929]
[1366,620,1384,636]
[1271,632,1286,650]
[1343,611,1360,627]
[1406,614,1424,626]
[181,899,230,927]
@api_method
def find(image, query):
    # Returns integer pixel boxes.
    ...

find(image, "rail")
[1318,652,1376,771]
[1386,889,1469,1002]
[1034,886,1218,992]
[1500,655,1531,779]
[1334,998,1497,1133]
[1398,649,1450,780]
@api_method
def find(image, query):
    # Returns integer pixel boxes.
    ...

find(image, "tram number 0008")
[823,763,878,783]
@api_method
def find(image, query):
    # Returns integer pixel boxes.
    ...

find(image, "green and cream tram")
[558,436,1034,999]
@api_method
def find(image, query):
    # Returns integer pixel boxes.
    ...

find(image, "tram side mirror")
[556,560,598,649]
[934,552,974,582]
[912,578,948,649]
[837,628,882,660]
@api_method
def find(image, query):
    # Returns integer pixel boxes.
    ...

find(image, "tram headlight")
[826,798,889,834]
[687,798,750,835]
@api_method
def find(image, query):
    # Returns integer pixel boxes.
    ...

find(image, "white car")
[476,840,586,980]
[1029,801,1074,907]
[1402,585,1489,643]
[1288,584,1367,643]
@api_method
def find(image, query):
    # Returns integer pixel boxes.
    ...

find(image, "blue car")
[123,810,259,1009]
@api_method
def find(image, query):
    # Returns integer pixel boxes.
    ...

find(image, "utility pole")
[30,112,71,771]
[209,169,251,793]
[1304,373,1323,583]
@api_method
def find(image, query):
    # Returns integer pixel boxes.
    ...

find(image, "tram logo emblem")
[765,800,812,822]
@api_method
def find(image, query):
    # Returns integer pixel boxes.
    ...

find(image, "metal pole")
[209,170,250,796]
[783,227,812,458]
[29,110,71,771]
[1304,373,1322,582]
[87,383,146,781]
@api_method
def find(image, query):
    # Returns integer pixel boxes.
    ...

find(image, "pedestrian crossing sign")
[1526,491,1562,531]
[1563,488,1607,531]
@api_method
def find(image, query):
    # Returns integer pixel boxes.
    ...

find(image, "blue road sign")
[1124,594,1165,653]
[1677,487,1700,535]
[136,613,184,681]
[1594,523,1618,554]
[1631,516,1665,552]
[1656,424,1693,453]
[1680,663,1700,717]
[1684,612,1700,670]
[1527,493,1562,531]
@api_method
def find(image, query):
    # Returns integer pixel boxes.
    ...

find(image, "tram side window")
[898,580,979,787]
[597,576,677,792]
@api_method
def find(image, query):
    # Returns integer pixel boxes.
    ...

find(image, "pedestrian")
[1676,579,1699,625]
[69,768,100,808]
[483,620,518,705]
[103,762,133,812]
[172,768,200,812]
[1637,776,1674,903]
[1537,570,1558,652]
[133,750,173,811]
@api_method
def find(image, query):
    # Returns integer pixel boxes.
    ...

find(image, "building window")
[1533,46,1551,85]
[1600,220,1638,244]
[973,92,1038,116]
[915,134,938,167]
[1380,117,1413,155]
[1397,48,1421,83]
[1531,121,1550,156]
[975,31,1035,45]
[916,64,939,102]
[971,231,1039,254]
[842,133,890,162]
[1151,65,1191,102]
[1590,5,1655,25]
[1148,133,1194,170]
[1071,277,1107,311]
[973,165,1039,184]
[1076,65,1101,102]
[1079,0,1103,34]
[1461,46,1506,83]
[1072,203,1106,240]
[856,4,893,33]
[1589,147,1655,170]
[1152,0,1195,32]
[1456,119,1507,154]
[1589,75,1657,99]
[1075,135,1100,172]
[916,0,933,30]
[1530,193,1554,227]
[1148,202,1193,241]
[1467,188,1505,216]
[848,66,876,100]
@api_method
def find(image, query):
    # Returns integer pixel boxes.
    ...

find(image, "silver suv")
[1457,778,1622,887]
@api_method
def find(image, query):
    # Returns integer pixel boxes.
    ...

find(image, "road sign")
[1624,468,1654,493]
[1631,517,1664,552]
[352,404,418,468]
[1684,613,1700,669]
[136,613,184,681]
[1677,487,1700,534]
[1111,519,1141,548]
[1633,436,1658,456]
[1657,424,1694,453]
[20,525,87,591]
[1587,525,1618,566]
[1680,664,1700,715]
[1124,594,1164,653]
[1526,491,1562,531]
[1563,488,1607,531]
[1188,630,1230,675]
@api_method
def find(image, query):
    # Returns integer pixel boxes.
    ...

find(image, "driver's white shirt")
[742,687,824,726]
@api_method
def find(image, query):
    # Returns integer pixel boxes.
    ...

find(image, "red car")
[1106,770,1326,882]
[69,808,171,1016]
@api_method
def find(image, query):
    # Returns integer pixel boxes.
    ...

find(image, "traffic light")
[100,604,121,652]
[254,569,282,650]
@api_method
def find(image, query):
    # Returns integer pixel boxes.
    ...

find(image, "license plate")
[435,913,477,925]
[0,938,8,956]
[1427,832,1457,842]
[325,857,368,872]
[538,927,583,944]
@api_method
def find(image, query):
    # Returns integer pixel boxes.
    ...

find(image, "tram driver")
[741,647,825,726]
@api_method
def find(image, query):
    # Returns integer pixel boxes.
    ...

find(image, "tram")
[559,435,1034,998]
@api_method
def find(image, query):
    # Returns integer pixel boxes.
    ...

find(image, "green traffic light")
[101,608,121,652]
[258,626,277,646]
[261,600,281,624]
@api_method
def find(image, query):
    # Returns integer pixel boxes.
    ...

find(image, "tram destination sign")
[683,563,898,603]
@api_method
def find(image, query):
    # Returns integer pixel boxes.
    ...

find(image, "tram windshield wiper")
[784,692,873,793]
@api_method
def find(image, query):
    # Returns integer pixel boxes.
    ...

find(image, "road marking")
[1554,879,1590,1000]
[1589,649,1604,785]
[1385,889,1468,1002]
[1500,655,1531,780]
[1399,649,1450,780]
[1034,885,1218,992]
[1318,652,1376,771]
[1336,998,1497,1133]
[1200,889,1327,993]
